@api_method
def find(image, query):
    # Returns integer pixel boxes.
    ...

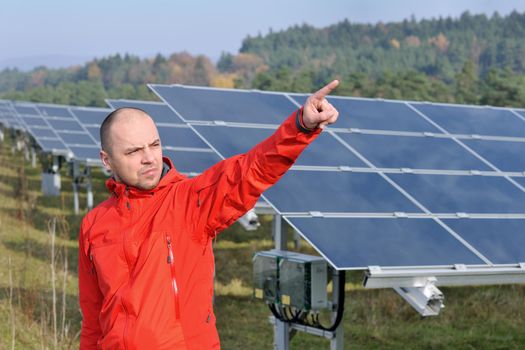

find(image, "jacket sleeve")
[189,108,321,241]
[78,217,103,349]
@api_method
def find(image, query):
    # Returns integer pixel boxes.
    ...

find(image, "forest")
[1,11,525,108]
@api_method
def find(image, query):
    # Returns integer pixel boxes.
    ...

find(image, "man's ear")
[100,149,112,172]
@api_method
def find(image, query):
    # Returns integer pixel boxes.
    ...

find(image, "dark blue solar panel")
[29,128,56,138]
[264,170,421,213]
[152,85,297,123]
[37,139,68,152]
[163,150,221,174]
[337,133,491,171]
[412,103,525,137]
[193,125,366,167]
[69,146,100,161]
[389,173,525,213]
[37,105,73,118]
[71,108,110,125]
[108,100,184,125]
[291,95,439,132]
[57,132,96,146]
[462,139,525,172]
[515,110,525,119]
[14,105,39,116]
[21,116,48,127]
[288,217,484,269]
[85,126,100,143]
[512,177,525,188]
[46,119,84,132]
[157,126,208,149]
[443,219,525,264]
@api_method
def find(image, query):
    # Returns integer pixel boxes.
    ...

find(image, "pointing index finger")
[312,79,340,101]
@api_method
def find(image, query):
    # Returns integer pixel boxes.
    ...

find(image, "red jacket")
[78,110,321,349]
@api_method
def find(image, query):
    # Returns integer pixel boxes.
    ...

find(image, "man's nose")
[142,146,155,163]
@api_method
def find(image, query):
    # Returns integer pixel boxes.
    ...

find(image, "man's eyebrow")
[124,139,161,153]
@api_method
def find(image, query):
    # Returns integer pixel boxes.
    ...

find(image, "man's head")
[100,107,163,190]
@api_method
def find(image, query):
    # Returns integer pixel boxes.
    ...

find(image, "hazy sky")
[1,0,525,70]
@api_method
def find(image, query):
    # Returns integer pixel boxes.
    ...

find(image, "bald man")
[78,81,340,349]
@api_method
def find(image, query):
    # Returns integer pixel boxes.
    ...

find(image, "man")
[78,80,340,349]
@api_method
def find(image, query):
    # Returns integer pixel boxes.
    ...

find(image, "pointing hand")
[302,80,340,130]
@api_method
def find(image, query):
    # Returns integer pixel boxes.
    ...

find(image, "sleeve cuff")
[295,107,316,133]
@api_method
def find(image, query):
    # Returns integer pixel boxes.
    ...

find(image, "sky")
[1,0,525,70]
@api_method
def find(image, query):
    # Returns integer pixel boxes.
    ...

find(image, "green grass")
[1,134,525,349]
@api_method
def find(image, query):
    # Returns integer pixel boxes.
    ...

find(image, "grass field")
[1,134,525,349]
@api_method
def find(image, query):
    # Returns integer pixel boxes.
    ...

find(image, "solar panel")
[388,173,525,213]
[56,132,96,146]
[443,219,525,264]
[107,99,184,124]
[336,133,492,171]
[461,139,525,172]
[46,119,86,132]
[163,149,222,174]
[411,103,525,138]
[69,107,111,126]
[37,105,75,119]
[67,146,101,164]
[287,217,484,269]
[290,95,440,132]
[264,170,422,213]
[192,125,367,167]
[149,85,297,123]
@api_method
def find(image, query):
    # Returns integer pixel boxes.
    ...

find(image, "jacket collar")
[105,157,186,198]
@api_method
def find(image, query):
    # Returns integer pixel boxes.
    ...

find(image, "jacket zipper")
[122,187,130,350]
[166,235,181,319]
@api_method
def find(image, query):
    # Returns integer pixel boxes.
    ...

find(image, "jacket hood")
[105,157,186,198]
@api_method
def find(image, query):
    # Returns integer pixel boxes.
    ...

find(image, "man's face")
[100,113,163,190]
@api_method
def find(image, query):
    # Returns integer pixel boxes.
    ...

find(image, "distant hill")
[230,11,525,81]
[1,11,525,107]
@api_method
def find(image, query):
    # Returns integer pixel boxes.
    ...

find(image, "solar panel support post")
[273,214,287,250]
[330,269,344,350]
[31,147,36,168]
[71,161,80,215]
[24,143,30,162]
[272,214,290,350]
[86,166,93,211]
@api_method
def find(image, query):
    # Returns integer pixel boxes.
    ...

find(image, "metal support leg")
[293,230,301,249]
[86,167,93,211]
[273,214,289,350]
[273,214,287,250]
[31,147,36,168]
[73,181,80,215]
[274,320,290,350]
[330,269,344,350]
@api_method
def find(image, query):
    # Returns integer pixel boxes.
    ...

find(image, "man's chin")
[135,178,160,191]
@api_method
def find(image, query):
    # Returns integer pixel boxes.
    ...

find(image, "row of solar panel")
[2,86,525,270]
[3,88,525,174]
[148,85,525,270]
